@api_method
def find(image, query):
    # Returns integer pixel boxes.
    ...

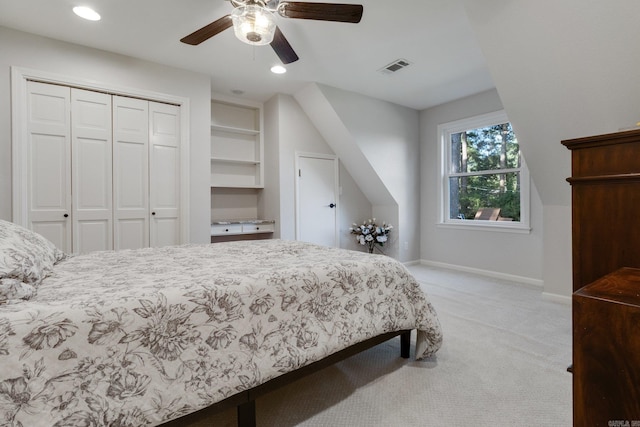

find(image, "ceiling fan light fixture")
[231,5,276,46]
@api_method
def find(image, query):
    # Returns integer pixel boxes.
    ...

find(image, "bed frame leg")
[400,330,411,359]
[237,400,256,427]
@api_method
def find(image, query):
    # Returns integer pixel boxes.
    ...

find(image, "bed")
[0,219,442,427]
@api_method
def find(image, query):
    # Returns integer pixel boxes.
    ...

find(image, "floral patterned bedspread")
[0,240,442,427]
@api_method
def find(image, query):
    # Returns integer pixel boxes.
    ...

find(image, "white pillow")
[0,219,66,302]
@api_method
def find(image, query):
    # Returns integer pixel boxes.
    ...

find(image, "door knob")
[63,214,69,218]
[329,203,336,208]
[151,212,156,216]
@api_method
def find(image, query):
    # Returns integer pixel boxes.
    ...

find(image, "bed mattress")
[0,239,442,426]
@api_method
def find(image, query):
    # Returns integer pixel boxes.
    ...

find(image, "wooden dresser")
[563,128,640,425]
[573,268,640,426]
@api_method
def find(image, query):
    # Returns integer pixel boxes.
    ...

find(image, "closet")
[23,80,181,254]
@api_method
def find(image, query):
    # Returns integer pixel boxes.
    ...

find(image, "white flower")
[350,219,391,250]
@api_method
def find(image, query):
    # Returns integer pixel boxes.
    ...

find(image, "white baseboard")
[418,259,544,289]
[542,292,572,305]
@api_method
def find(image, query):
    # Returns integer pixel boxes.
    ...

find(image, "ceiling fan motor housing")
[231,4,277,45]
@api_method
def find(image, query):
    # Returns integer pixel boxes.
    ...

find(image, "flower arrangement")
[350,218,392,253]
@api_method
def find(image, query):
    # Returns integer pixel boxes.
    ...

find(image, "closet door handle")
[63,214,69,218]
[151,212,156,216]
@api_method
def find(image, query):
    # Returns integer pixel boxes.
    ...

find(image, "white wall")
[296,84,421,262]
[461,0,640,296]
[421,89,544,284]
[0,27,211,243]
[336,162,373,251]
[261,96,281,237]
[263,94,371,247]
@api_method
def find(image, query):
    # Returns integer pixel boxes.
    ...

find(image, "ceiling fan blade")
[180,15,233,45]
[271,27,299,64]
[278,2,363,23]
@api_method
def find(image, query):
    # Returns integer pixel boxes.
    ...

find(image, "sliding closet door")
[113,96,149,250]
[26,81,72,252]
[71,88,113,253]
[149,102,181,247]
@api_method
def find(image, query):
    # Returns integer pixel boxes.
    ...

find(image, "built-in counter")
[211,219,275,237]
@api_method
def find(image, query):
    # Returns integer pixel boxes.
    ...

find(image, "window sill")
[437,221,531,234]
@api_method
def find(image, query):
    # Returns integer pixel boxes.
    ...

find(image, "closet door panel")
[149,102,181,247]
[113,96,149,250]
[26,81,71,252]
[71,89,113,254]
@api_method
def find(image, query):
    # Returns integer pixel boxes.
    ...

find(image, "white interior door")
[149,102,181,247]
[71,88,113,253]
[113,96,149,250]
[26,81,72,252]
[296,154,339,247]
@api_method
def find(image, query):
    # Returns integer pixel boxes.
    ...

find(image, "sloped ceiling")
[461,0,640,206]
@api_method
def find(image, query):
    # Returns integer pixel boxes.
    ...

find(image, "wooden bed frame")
[161,330,412,427]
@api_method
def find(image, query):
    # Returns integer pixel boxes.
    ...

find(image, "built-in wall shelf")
[210,97,264,189]
[211,157,261,165]
[210,94,269,241]
[211,184,263,189]
[211,124,260,136]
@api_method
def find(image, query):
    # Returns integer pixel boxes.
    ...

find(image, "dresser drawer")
[211,224,243,235]
[241,223,274,233]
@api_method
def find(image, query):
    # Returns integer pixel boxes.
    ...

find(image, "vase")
[367,243,375,254]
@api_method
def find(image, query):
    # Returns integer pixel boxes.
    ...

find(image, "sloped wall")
[421,89,544,285]
[294,83,421,262]
[262,94,372,251]
[461,0,640,296]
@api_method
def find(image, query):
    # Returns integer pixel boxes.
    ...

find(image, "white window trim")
[437,110,531,233]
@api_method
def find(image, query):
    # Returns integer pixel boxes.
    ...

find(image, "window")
[438,110,530,231]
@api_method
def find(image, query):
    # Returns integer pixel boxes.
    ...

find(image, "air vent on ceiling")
[378,58,412,75]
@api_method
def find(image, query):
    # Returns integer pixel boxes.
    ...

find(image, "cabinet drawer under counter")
[211,220,275,237]
[241,223,274,234]
[210,224,243,235]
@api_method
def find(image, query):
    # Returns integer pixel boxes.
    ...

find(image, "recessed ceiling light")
[73,6,101,21]
[271,65,287,74]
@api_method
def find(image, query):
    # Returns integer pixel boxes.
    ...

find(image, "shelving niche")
[211,99,263,188]
[210,96,271,241]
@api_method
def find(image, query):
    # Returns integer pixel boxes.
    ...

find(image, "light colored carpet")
[183,265,572,427]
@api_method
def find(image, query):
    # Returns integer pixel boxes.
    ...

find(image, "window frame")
[437,110,530,233]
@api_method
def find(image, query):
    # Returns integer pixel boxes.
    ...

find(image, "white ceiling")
[0,0,495,110]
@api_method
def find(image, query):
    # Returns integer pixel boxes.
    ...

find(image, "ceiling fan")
[180,0,364,64]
